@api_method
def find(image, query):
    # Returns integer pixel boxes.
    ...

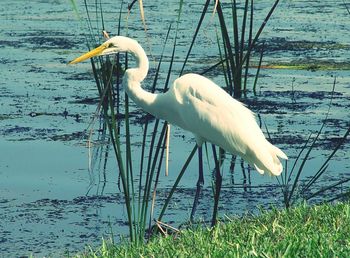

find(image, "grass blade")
[286,133,312,185]
[288,78,338,206]
[232,0,240,72]
[200,59,225,76]
[303,126,350,193]
[253,42,264,94]
[157,146,197,222]
[216,29,230,89]
[243,0,254,92]
[241,0,280,66]
[301,77,340,192]
[240,0,249,66]
[216,1,236,92]
[306,177,350,201]
[288,131,321,206]
[69,0,81,19]
[180,0,210,76]
[137,24,172,227]
[343,0,350,15]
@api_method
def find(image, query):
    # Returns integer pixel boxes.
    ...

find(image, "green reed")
[278,78,350,208]
[69,2,350,248]
[69,0,205,244]
[199,0,279,98]
[179,0,279,225]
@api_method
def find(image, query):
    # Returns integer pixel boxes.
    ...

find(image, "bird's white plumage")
[157,73,287,175]
[70,36,288,176]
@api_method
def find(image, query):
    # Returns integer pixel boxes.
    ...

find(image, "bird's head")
[69,36,132,64]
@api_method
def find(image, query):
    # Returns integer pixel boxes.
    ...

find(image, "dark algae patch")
[0,0,349,256]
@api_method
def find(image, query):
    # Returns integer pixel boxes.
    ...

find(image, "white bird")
[70,35,287,174]
[69,36,287,218]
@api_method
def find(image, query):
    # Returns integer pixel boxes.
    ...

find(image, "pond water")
[0,0,349,256]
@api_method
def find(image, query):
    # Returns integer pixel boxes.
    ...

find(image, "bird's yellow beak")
[68,44,107,64]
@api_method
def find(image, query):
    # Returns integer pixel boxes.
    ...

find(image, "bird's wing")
[172,74,262,156]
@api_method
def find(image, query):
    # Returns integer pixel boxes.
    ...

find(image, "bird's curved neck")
[124,39,159,115]
[126,39,149,82]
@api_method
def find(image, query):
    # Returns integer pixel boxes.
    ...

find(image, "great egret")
[69,36,287,218]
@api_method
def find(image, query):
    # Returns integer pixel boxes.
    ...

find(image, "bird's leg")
[247,164,251,186]
[241,158,247,192]
[229,155,237,185]
[190,146,204,222]
[165,124,170,176]
[211,146,223,227]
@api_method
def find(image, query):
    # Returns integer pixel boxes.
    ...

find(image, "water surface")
[0,0,349,256]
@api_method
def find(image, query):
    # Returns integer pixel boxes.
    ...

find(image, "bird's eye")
[108,43,114,48]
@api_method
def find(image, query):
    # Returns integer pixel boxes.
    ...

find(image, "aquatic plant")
[174,0,281,226]
[68,0,286,239]
[198,0,280,98]
[278,78,350,208]
[178,0,280,222]
[69,0,208,244]
[70,0,157,244]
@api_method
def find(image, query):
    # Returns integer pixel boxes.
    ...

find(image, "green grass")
[77,202,350,257]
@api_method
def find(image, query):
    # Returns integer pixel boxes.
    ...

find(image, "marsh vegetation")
[0,0,349,256]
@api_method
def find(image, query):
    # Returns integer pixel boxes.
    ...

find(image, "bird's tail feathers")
[266,143,287,176]
[271,145,288,160]
[253,164,264,175]
[251,143,288,176]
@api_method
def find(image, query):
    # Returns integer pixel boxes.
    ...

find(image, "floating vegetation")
[1,0,349,256]
[260,61,350,71]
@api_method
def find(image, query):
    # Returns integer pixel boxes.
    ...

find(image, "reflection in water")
[229,155,237,185]
[87,116,110,196]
